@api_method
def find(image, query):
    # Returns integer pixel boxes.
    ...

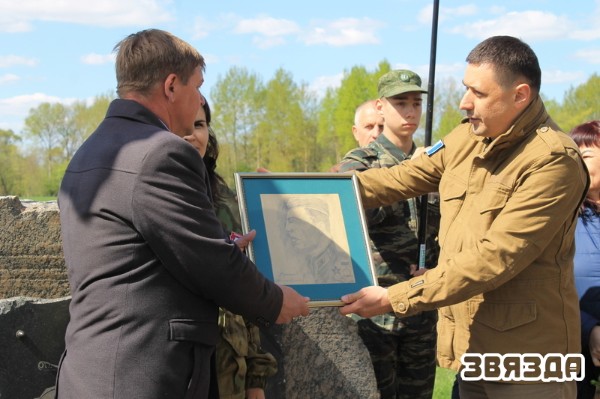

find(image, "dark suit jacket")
[56,99,282,398]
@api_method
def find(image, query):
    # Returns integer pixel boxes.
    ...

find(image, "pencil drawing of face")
[284,201,330,255]
[260,193,354,285]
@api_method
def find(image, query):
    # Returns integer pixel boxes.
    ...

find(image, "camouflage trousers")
[357,315,437,399]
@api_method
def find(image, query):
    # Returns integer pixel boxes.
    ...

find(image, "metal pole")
[418,0,440,269]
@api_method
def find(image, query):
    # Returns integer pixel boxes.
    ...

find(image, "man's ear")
[164,73,177,102]
[514,83,531,109]
[375,98,384,115]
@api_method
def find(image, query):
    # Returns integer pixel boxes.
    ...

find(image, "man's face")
[285,207,327,253]
[353,106,384,146]
[170,66,204,138]
[459,63,522,139]
[377,92,423,139]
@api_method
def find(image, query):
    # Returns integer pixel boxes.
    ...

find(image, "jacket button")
[540,126,549,132]
[398,302,406,311]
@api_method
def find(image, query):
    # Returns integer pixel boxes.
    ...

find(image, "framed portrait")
[234,172,377,307]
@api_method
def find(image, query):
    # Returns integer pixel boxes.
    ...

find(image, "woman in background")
[570,120,600,399]
[184,98,278,399]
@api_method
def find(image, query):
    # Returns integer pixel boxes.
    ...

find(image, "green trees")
[546,73,600,133]
[3,66,599,198]
[5,94,113,197]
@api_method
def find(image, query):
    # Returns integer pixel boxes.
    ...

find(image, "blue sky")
[1,0,599,135]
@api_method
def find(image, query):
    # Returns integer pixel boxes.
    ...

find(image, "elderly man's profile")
[261,194,354,285]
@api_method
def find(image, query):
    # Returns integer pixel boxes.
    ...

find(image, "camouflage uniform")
[338,133,440,399]
[213,183,278,399]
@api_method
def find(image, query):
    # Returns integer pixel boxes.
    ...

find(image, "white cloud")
[542,69,586,85]
[0,93,75,113]
[0,55,38,68]
[81,53,115,65]
[235,16,300,37]
[418,4,478,24]
[449,11,572,41]
[0,93,78,133]
[0,0,173,32]
[308,73,344,97]
[0,73,20,84]
[232,15,300,48]
[302,18,383,46]
[252,36,286,49]
[191,15,228,40]
[571,28,600,41]
[574,48,600,64]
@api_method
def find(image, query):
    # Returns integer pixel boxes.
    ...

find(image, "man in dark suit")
[56,29,310,399]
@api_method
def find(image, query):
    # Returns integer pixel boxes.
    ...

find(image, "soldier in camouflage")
[337,69,440,399]
[213,182,278,399]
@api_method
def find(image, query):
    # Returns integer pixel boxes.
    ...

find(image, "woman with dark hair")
[570,120,600,399]
[184,98,278,399]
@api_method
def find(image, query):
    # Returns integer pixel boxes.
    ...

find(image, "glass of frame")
[234,172,377,307]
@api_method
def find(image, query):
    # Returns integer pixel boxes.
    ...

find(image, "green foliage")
[210,66,265,184]
[4,63,599,198]
[0,129,23,195]
[546,73,600,133]
[12,94,113,196]
[321,60,392,166]
[431,77,464,142]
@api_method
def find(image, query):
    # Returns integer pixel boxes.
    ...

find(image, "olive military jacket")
[356,96,589,371]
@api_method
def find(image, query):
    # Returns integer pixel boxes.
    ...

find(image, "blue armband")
[426,140,444,156]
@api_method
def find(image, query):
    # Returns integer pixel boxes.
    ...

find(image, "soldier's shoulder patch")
[426,140,444,156]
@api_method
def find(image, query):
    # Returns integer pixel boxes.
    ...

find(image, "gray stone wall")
[0,195,379,399]
[0,196,69,299]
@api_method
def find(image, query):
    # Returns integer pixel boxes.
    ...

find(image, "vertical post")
[418,0,440,269]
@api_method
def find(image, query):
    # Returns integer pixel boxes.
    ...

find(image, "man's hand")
[275,284,310,324]
[590,325,600,367]
[339,286,392,318]
[233,229,256,252]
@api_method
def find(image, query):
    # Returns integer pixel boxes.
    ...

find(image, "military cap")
[378,69,427,98]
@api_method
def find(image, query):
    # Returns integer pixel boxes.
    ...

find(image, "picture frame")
[234,172,377,307]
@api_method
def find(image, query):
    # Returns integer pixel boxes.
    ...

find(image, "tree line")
[2,61,599,197]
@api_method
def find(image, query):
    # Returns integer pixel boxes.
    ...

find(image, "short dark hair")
[466,35,541,94]
[570,120,600,148]
[114,29,205,97]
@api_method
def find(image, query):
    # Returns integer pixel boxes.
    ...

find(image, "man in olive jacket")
[56,29,309,399]
[340,36,589,398]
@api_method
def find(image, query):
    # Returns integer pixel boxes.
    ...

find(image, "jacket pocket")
[478,183,511,214]
[439,175,466,240]
[169,318,220,346]
[469,300,537,331]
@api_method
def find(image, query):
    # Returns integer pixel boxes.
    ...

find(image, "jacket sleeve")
[356,145,444,209]
[244,321,278,389]
[387,148,588,317]
[132,136,282,325]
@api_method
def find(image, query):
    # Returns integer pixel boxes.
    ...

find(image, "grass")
[433,367,457,399]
